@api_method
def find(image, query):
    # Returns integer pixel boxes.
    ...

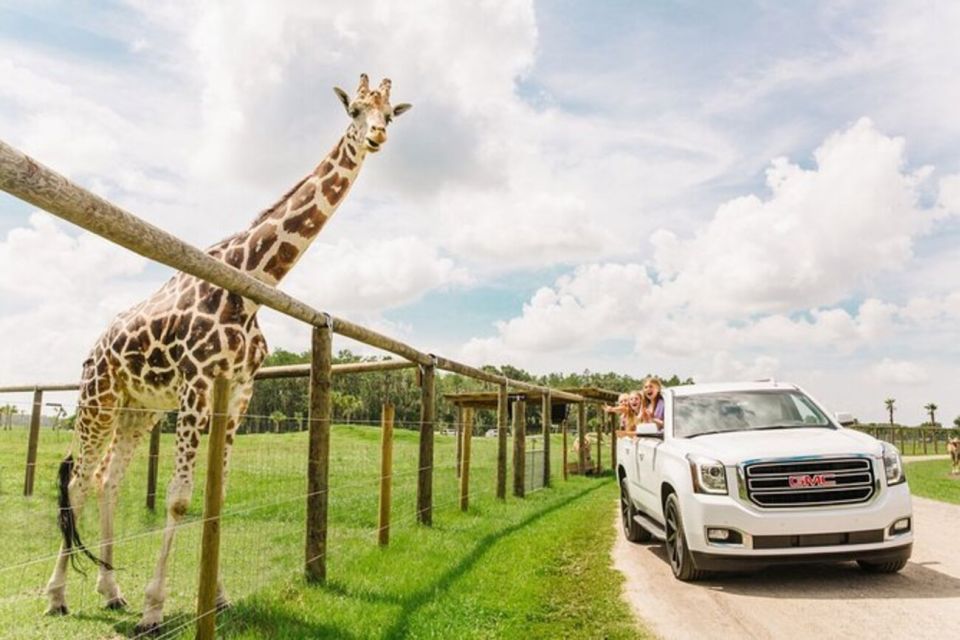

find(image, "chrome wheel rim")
[665,501,682,576]
[620,483,631,534]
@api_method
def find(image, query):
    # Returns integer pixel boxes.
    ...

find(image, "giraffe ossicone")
[42,74,411,633]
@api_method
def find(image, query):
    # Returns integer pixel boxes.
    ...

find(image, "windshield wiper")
[753,424,831,431]
[686,430,735,438]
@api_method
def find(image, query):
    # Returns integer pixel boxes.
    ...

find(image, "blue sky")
[2,0,960,424]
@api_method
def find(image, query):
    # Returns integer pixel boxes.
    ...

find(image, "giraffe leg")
[136,388,209,634]
[95,411,158,609]
[45,399,115,616]
[213,381,253,612]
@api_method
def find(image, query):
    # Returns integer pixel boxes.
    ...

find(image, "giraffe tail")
[57,455,113,574]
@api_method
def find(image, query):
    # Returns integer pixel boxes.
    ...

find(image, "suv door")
[633,428,662,514]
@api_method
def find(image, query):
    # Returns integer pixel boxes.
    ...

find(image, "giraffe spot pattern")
[245,224,277,271]
[281,204,327,238]
[321,174,350,206]
[263,241,299,280]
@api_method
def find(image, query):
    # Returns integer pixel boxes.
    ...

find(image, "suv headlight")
[881,442,906,486]
[687,454,728,495]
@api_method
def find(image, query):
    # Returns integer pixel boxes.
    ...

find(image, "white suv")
[617,381,913,581]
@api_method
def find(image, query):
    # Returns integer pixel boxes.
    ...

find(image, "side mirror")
[635,422,664,439]
[835,412,857,427]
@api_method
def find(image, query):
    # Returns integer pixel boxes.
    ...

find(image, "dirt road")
[613,496,960,640]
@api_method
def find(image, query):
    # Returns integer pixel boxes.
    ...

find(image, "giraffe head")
[334,74,412,154]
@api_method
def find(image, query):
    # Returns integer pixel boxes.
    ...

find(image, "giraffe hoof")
[105,597,128,610]
[133,622,162,636]
[45,604,69,616]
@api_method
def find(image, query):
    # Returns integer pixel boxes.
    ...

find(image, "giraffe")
[43,74,411,634]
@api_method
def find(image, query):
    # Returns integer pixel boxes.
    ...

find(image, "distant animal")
[948,437,960,474]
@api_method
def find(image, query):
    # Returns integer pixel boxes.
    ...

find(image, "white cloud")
[462,263,653,361]
[871,358,930,386]
[0,212,146,299]
[283,236,470,315]
[651,118,936,316]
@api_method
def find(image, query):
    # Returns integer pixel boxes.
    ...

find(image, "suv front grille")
[742,457,876,508]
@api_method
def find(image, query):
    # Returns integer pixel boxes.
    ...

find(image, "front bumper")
[691,543,912,572]
[680,479,913,563]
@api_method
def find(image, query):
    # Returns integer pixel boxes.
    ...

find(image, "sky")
[1,0,959,425]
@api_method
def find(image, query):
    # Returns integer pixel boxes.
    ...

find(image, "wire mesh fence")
[0,397,583,639]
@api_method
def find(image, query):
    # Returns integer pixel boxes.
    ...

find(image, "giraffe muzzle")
[365,137,382,152]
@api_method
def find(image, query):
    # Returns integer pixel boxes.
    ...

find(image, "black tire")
[664,492,707,581]
[857,558,908,574]
[620,478,651,543]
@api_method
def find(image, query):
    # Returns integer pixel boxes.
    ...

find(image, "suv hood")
[679,427,883,465]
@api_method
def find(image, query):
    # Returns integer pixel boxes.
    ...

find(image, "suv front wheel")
[664,492,706,581]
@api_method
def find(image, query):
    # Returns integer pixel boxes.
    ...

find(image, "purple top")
[653,397,664,421]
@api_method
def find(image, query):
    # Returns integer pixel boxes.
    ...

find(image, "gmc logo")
[788,473,836,488]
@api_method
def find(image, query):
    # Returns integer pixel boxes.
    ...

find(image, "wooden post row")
[23,387,42,496]
[541,391,551,488]
[145,423,162,511]
[196,377,230,640]
[496,384,508,500]
[416,363,436,526]
[562,419,569,481]
[513,400,526,498]
[577,403,587,474]
[378,403,395,546]
[459,407,474,511]
[305,324,332,583]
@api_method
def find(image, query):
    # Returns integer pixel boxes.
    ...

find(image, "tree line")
[239,349,692,433]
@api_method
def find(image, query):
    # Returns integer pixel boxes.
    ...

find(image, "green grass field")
[905,458,960,505]
[0,425,644,639]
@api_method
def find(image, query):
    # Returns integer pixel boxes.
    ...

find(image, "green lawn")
[905,458,960,505]
[0,425,644,639]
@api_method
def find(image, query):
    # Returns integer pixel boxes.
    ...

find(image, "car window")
[673,390,833,438]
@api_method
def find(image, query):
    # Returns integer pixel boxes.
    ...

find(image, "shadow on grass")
[105,478,611,639]
[376,479,610,639]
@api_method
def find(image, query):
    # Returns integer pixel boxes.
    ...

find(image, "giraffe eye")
[349,107,360,118]
[385,114,392,125]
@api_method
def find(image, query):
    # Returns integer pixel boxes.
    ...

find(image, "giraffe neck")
[214,124,369,286]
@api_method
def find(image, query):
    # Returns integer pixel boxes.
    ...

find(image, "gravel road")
[613,496,960,640]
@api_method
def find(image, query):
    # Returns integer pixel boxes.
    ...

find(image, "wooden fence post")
[145,423,162,510]
[416,362,436,526]
[595,405,602,474]
[196,376,230,640]
[562,419,569,481]
[455,405,463,479]
[496,383,508,500]
[609,413,618,471]
[577,402,586,474]
[378,403,395,546]
[541,391,551,488]
[23,387,42,496]
[513,399,526,498]
[305,323,332,583]
[922,428,928,455]
[459,407,474,511]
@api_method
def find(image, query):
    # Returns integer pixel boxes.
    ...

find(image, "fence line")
[0,137,607,637]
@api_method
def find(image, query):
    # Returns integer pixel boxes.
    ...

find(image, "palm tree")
[884,398,896,426]
[924,402,938,427]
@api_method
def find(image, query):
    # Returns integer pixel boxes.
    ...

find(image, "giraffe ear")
[333,87,351,113]
[392,103,413,118]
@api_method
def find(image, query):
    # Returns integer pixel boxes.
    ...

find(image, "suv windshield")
[673,390,834,438]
